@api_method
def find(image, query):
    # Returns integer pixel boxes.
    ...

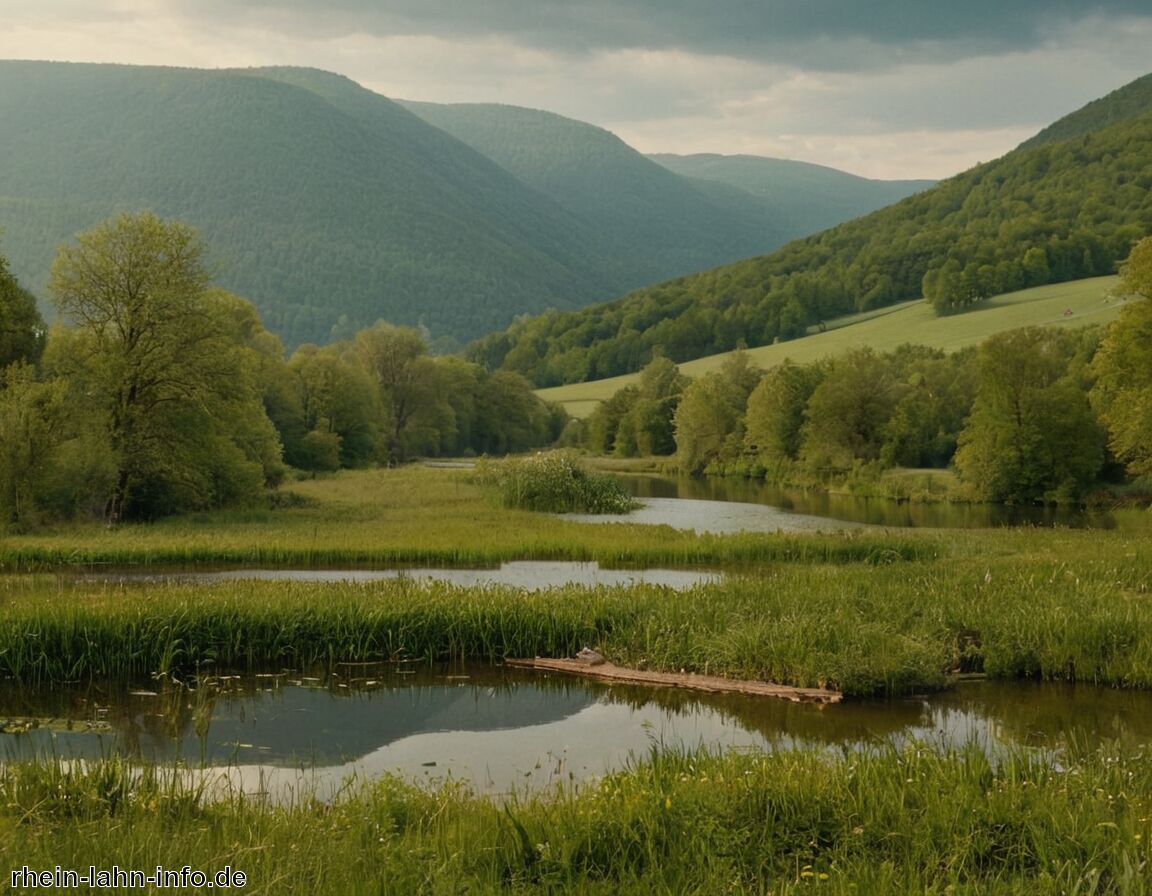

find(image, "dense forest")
[0,62,921,352]
[469,74,1152,386]
[574,238,1152,504]
[0,214,562,528]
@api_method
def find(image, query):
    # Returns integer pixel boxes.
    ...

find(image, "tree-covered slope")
[0,62,612,348]
[469,73,1152,387]
[398,100,794,284]
[648,153,933,239]
[1020,71,1152,150]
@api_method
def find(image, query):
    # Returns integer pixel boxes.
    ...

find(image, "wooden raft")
[504,658,842,704]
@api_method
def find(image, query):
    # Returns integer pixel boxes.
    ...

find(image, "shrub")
[482,451,638,514]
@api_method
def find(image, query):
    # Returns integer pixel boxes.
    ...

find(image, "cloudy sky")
[4,1,1151,179]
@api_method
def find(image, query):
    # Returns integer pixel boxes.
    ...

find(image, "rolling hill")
[0,61,927,350]
[647,153,933,239]
[470,71,1152,386]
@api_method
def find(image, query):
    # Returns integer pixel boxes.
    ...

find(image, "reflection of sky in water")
[565,496,851,534]
[79,561,720,590]
[5,676,1152,801]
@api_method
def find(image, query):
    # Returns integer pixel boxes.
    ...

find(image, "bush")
[481,451,638,514]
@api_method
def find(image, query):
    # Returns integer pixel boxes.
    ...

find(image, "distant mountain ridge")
[0,60,944,349]
[647,153,934,239]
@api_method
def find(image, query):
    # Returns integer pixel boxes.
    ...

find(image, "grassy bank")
[0,466,927,571]
[3,743,1150,894]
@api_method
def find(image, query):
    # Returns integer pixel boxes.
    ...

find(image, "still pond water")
[591,474,1152,531]
[4,665,1150,799]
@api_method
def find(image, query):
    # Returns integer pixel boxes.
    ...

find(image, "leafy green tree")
[955,328,1105,502]
[289,344,381,469]
[1090,237,1152,476]
[49,212,282,519]
[0,251,45,369]
[0,364,69,529]
[744,360,826,468]
[473,370,558,454]
[880,347,978,468]
[674,351,761,474]
[799,348,903,475]
[1119,235,1152,300]
[352,323,447,463]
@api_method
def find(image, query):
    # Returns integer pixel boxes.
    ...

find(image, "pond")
[4,666,1150,800]
[587,474,1152,531]
[78,561,720,591]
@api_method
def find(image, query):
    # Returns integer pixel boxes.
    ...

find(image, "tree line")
[576,237,1152,504]
[0,213,563,529]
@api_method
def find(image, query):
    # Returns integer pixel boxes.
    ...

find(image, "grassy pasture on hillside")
[540,276,1122,418]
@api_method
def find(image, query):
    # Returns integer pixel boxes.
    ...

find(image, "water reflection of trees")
[618,474,1135,530]
[6,670,1152,766]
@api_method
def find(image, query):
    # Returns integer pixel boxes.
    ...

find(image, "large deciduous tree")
[49,212,282,520]
[1090,237,1152,477]
[0,251,45,369]
[955,328,1105,503]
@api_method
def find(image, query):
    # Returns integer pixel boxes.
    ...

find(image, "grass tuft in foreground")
[3,743,1150,894]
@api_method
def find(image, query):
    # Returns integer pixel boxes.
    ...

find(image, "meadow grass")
[0,522,1149,696]
[3,742,1151,894]
[0,465,931,571]
[539,275,1122,418]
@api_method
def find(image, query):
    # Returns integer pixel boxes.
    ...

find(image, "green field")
[539,276,1123,418]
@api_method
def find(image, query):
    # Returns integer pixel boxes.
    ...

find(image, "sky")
[3,1,1151,180]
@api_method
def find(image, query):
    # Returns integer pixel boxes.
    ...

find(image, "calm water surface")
[596,474,1152,531]
[79,561,720,590]
[4,666,1149,799]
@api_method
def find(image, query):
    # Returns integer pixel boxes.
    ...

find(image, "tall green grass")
[3,742,1150,894]
[1,524,1149,696]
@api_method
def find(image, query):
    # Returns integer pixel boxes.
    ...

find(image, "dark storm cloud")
[172,0,1152,67]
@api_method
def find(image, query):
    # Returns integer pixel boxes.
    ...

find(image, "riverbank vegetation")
[1,466,1151,890]
[574,237,1152,505]
[3,739,1151,894]
[0,465,1148,697]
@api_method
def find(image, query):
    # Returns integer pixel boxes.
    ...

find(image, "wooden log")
[504,658,842,704]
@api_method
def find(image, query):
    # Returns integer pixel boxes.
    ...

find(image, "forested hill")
[0,61,620,348]
[1019,71,1152,150]
[398,101,793,287]
[647,153,933,240]
[467,72,1152,387]
[0,62,925,351]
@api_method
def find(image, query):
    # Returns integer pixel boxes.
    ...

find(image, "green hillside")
[0,61,626,347]
[1020,71,1152,149]
[470,72,1152,387]
[648,153,932,238]
[399,101,795,285]
[538,276,1123,418]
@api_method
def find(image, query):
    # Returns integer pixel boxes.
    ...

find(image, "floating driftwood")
[505,658,842,704]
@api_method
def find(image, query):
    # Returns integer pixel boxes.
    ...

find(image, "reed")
[0,524,1149,696]
[3,742,1150,894]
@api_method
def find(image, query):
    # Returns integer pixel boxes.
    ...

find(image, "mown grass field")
[2,465,1152,893]
[540,275,1122,418]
